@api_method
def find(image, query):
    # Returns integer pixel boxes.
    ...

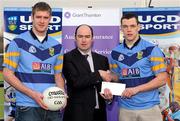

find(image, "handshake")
[98,70,119,82]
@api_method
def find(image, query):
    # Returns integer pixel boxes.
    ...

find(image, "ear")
[49,15,52,21]
[137,24,141,32]
[31,14,33,21]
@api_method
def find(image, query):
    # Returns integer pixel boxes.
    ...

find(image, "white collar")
[78,49,92,57]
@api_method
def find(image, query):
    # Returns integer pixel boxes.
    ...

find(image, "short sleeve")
[54,46,64,74]
[150,46,166,75]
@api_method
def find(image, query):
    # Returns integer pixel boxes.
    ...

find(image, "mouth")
[81,43,88,47]
[81,44,87,46]
[39,24,45,27]
[127,34,133,37]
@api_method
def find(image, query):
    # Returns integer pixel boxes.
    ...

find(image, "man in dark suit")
[63,24,112,121]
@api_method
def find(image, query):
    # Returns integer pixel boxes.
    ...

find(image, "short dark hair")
[75,24,94,38]
[32,2,52,16]
[121,13,139,24]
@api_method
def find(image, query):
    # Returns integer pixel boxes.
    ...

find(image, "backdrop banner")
[62,8,120,57]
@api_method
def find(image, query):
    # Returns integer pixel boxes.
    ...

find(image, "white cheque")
[101,82,126,96]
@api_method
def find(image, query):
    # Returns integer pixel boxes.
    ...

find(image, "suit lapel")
[92,52,98,71]
[74,49,91,72]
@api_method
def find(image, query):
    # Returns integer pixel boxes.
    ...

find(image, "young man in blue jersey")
[103,13,169,121]
[3,2,65,121]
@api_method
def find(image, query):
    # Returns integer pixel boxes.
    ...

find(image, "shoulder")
[140,39,156,47]
[64,48,77,59]
[13,31,31,41]
[112,43,123,52]
[92,52,108,60]
[48,36,56,41]
[10,31,29,46]
[141,39,164,55]
[47,36,61,45]
[16,31,30,39]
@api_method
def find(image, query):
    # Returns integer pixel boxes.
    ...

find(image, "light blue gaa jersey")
[3,31,63,107]
[110,38,166,110]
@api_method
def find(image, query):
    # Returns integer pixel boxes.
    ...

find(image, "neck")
[125,36,139,48]
[32,28,46,36]
[78,48,91,55]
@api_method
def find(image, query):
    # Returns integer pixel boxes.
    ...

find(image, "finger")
[100,93,106,99]
[40,100,49,110]
[64,93,69,98]
[39,96,49,110]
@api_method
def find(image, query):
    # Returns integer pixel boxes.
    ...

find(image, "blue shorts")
[15,106,63,121]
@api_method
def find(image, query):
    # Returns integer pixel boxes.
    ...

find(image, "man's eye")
[85,35,91,38]
[77,35,83,38]
[77,35,91,38]
[122,25,128,29]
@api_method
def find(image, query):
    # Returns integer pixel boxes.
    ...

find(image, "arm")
[121,71,168,98]
[135,72,167,92]
[55,73,65,91]
[63,57,102,89]
[122,46,168,98]
[54,72,67,109]
[3,68,48,109]
[99,70,119,82]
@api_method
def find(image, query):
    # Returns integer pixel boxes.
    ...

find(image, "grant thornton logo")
[64,12,71,19]
[8,16,17,31]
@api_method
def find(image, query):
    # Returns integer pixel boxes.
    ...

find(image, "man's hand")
[100,88,113,100]
[60,93,68,111]
[98,70,112,82]
[31,91,48,110]
[121,87,140,98]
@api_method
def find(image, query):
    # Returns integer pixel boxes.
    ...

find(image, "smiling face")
[31,10,51,36]
[75,25,93,53]
[121,17,140,43]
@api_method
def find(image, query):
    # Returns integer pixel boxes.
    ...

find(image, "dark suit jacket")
[63,48,109,121]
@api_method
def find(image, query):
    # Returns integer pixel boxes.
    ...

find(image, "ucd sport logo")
[8,16,18,31]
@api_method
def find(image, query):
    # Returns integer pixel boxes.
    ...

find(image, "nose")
[80,36,88,41]
[126,26,132,31]
[40,18,44,23]
[82,37,87,42]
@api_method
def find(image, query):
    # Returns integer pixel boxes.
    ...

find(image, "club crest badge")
[8,16,18,31]
[29,46,37,53]
[137,51,143,60]
[118,54,124,61]
[49,48,55,56]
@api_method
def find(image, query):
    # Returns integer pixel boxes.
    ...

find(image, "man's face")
[121,17,140,42]
[75,25,93,53]
[32,10,51,35]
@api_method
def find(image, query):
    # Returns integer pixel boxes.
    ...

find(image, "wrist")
[105,99,113,104]
[135,86,141,93]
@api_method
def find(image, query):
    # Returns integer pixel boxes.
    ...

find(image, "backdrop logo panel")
[62,8,120,57]
[123,7,180,48]
[4,7,62,42]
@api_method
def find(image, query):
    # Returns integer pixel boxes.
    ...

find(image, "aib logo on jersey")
[32,62,51,73]
[8,16,18,31]
[122,68,140,78]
